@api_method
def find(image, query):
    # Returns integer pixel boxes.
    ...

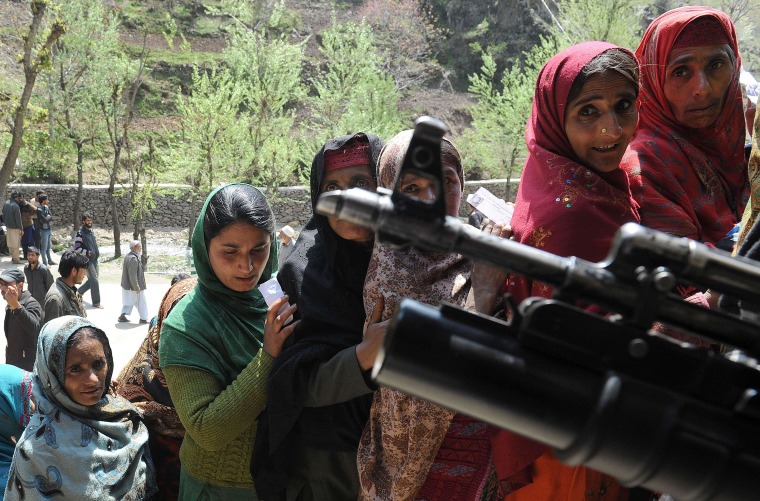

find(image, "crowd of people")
[0,5,754,500]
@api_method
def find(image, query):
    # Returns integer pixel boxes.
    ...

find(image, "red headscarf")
[621,6,748,245]
[497,42,640,499]
[509,41,641,303]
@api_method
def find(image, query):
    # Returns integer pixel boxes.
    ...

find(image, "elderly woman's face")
[398,160,462,216]
[664,44,734,129]
[321,164,377,243]
[64,334,108,407]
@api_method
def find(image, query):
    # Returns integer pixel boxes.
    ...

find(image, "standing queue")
[0,5,754,501]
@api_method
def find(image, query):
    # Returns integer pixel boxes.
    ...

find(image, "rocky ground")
[52,226,194,282]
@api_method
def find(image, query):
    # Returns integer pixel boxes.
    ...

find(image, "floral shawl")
[357,130,474,501]
[621,6,748,245]
[116,277,197,501]
[6,316,154,501]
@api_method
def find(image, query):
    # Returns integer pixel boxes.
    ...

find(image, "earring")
[601,128,607,134]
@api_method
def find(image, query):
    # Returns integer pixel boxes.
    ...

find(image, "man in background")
[277,225,297,268]
[32,190,45,249]
[2,192,22,264]
[24,246,54,319]
[119,240,148,324]
[44,249,88,321]
[74,212,102,308]
[18,193,35,261]
[0,269,41,371]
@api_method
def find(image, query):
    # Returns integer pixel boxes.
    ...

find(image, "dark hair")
[566,49,640,107]
[171,272,192,286]
[203,184,274,245]
[28,246,40,255]
[81,213,92,222]
[39,194,48,203]
[36,190,44,196]
[59,250,89,278]
[66,326,113,394]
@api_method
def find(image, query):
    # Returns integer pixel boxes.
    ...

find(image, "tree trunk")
[109,145,122,258]
[0,2,64,199]
[74,143,84,232]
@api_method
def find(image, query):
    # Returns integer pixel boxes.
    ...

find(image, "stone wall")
[6,180,520,230]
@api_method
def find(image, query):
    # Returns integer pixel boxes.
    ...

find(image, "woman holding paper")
[252,133,387,501]
[159,183,298,499]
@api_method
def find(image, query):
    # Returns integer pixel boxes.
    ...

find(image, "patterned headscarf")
[621,7,748,245]
[357,130,471,500]
[6,316,154,500]
[510,41,640,302]
[116,277,197,501]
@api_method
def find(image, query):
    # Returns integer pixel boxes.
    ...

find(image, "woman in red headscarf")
[500,41,642,500]
[621,6,749,247]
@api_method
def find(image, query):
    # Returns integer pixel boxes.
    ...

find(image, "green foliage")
[309,20,404,142]
[462,0,643,181]
[225,29,308,193]
[553,0,642,50]
[20,128,69,182]
[163,67,246,194]
[461,38,561,180]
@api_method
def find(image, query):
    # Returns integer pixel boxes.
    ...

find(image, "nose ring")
[601,128,607,133]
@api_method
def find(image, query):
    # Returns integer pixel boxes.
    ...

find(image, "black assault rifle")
[315,117,760,501]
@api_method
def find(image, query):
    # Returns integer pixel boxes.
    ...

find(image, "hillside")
[3,0,760,186]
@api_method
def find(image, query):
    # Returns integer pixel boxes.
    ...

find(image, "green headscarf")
[159,183,278,384]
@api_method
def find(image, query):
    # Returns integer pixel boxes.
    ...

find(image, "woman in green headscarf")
[159,183,298,499]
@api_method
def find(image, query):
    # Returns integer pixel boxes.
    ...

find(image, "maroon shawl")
[621,6,748,245]
[509,41,641,304]
[499,42,640,498]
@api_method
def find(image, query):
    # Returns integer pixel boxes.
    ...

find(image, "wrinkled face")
[398,160,463,216]
[664,44,734,129]
[64,334,108,407]
[82,217,93,229]
[208,222,271,292]
[321,164,377,243]
[564,71,638,173]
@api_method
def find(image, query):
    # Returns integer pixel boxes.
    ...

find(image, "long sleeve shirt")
[162,351,274,488]
[74,226,99,260]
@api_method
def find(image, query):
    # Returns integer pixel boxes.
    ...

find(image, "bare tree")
[98,34,147,258]
[0,1,65,198]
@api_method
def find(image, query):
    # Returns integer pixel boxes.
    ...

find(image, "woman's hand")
[355,297,389,371]
[263,296,299,358]
[468,221,513,314]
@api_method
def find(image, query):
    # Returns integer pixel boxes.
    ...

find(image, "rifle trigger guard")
[631,266,675,328]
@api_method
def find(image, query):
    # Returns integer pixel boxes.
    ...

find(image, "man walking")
[44,250,88,321]
[18,193,35,261]
[0,269,41,371]
[32,190,44,249]
[119,240,148,324]
[74,212,102,308]
[36,194,54,265]
[2,192,22,264]
[24,246,54,318]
